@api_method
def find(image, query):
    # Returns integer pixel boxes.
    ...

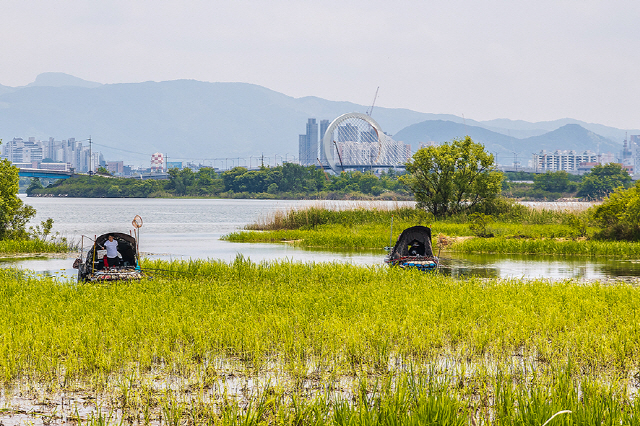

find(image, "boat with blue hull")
[385,225,439,271]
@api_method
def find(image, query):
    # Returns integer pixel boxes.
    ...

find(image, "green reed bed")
[0,238,68,255]
[4,260,640,423]
[247,202,589,231]
[72,369,640,425]
[223,222,454,249]
[246,204,430,231]
[453,237,640,258]
[228,204,600,255]
[224,222,588,250]
[3,260,640,377]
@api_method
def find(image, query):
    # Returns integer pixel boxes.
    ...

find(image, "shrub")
[592,181,640,240]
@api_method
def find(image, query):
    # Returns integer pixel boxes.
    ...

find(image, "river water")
[3,196,640,282]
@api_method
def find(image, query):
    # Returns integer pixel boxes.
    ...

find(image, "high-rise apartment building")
[2,138,44,163]
[533,150,598,172]
[298,118,319,165]
[1,136,101,172]
[629,135,640,172]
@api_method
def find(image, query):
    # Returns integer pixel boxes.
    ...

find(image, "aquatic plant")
[230,204,610,258]
[3,260,640,423]
[452,237,640,258]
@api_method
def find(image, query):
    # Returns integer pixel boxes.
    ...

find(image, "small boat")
[385,225,439,271]
[75,232,145,281]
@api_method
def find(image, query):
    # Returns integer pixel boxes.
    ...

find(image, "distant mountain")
[0,84,13,96]
[393,120,519,155]
[479,118,640,142]
[25,72,102,89]
[523,124,618,153]
[393,120,620,158]
[0,73,633,164]
[0,77,458,162]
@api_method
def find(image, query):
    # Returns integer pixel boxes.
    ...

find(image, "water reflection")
[439,253,640,281]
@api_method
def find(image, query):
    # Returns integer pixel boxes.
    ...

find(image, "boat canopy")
[388,226,434,260]
[84,232,138,267]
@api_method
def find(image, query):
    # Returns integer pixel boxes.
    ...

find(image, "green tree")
[96,166,111,175]
[533,170,577,193]
[0,152,36,239]
[400,137,503,217]
[577,163,632,200]
[166,168,197,195]
[221,167,248,192]
[26,177,44,196]
[358,172,379,194]
[267,183,279,194]
[592,181,640,240]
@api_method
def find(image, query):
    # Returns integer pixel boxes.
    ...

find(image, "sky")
[2,0,640,129]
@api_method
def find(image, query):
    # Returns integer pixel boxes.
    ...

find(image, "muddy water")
[2,197,638,281]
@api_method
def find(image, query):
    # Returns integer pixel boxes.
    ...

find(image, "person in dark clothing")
[408,239,425,256]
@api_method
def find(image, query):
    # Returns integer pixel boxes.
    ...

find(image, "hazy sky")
[2,0,639,129]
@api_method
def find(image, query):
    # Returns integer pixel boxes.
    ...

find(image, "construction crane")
[366,87,379,117]
[316,158,330,181]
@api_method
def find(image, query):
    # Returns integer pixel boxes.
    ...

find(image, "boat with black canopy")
[384,225,439,271]
[74,215,146,282]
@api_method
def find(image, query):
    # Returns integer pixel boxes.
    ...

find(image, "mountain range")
[0,72,636,165]
[393,121,621,160]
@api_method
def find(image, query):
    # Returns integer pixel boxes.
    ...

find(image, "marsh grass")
[4,260,640,423]
[228,203,621,257]
[0,238,68,254]
[246,202,423,231]
[452,237,640,258]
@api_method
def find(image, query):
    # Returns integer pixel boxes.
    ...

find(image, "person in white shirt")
[104,235,119,267]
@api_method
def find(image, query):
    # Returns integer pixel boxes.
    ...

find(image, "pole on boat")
[385,215,394,251]
[132,215,143,270]
[91,235,96,274]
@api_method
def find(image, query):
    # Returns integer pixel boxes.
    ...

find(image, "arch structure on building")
[321,112,410,174]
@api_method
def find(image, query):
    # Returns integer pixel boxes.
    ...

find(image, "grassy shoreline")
[225,229,640,258]
[0,238,69,255]
[3,259,640,423]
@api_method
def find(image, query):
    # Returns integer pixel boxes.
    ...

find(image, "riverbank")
[3,259,640,424]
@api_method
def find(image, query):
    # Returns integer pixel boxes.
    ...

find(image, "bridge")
[18,168,74,179]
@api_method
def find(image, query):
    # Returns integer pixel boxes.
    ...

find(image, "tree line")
[502,164,631,201]
[30,163,410,198]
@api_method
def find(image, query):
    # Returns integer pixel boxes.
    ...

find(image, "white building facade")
[1,137,101,172]
[532,150,598,172]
